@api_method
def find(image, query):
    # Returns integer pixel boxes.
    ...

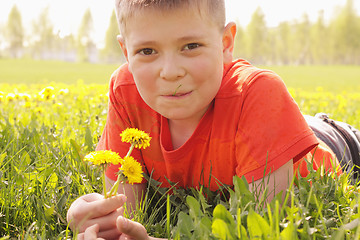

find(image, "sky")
[1,0,359,47]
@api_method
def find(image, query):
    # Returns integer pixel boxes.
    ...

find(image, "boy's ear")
[222,22,237,64]
[117,35,129,61]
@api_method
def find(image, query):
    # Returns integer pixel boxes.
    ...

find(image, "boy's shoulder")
[217,59,281,98]
[110,63,135,89]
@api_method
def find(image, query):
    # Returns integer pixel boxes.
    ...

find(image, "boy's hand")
[67,193,126,239]
[80,216,154,240]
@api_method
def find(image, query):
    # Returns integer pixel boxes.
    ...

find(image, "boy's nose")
[159,55,185,81]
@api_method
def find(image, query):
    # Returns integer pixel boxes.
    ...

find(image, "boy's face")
[119,6,235,122]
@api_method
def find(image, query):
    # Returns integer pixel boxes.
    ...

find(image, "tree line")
[1,0,360,65]
[1,7,123,63]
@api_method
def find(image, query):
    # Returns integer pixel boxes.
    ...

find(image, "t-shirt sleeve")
[96,70,143,181]
[235,70,318,182]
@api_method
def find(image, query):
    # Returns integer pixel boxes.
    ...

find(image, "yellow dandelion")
[24,102,32,108]
[83,150,122,165]
[120,156,143,184]
[14,93,21,100]
[34,107,44,114]
[120,128,151,149]
[22,93,32,102]
[59,88,69,95]
[40,86,54,95]
[39,86,55,100]
[6,93,15,102]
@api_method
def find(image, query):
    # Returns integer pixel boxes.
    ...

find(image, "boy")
[67,0,356,239]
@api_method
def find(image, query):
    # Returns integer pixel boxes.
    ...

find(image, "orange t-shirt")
[98,59,335,191]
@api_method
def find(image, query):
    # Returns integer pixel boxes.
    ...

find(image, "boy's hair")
[115,0,226,36]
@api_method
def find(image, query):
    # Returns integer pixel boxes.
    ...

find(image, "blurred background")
[0,0,359,65]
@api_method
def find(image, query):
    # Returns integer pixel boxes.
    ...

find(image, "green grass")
[265,65,360,92]
[1,59,360,239]
[0,58,120,85]
[1,59,360,92]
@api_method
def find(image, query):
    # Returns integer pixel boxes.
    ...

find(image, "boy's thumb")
[117,216,148,239]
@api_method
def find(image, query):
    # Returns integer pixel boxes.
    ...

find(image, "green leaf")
[280,222,297,240]
[247,209,270,239]
[329,227,345,240]
[84,126,93,151]
[233,176,255,205]
[70,139,83,160]
[213,204,235,227]
[166,194,170,238]
[200,217,212,232]
[47,172,58,190]
[186,195,202,219]
[176,212,193,238]
[238,224,249,240]
[212,218,234,240]
[0,152,7,166]
[44,205,54,218]
[20,150,31,167]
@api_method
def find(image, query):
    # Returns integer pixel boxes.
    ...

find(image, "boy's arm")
[249,159,293,203]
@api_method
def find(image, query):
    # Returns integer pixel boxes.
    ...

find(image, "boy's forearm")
[249,159,293,204]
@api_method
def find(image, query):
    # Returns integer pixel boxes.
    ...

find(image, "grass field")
[1,59,360,239]
[1,59,360,92]
[0,59,119,85]
[266,65,360,92]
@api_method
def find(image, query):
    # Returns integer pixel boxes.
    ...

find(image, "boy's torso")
[103,59,319,190]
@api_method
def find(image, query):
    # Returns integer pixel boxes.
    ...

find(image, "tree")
[290,14,311,65]
[77,9,96,62]
[245,7,268,64]
[29,7,56,59]
[310,11,330,64]
[329,0,360,64]
[233,21,246,59]
[275,21,291,65]
[101,10,124,63]
[6,5,24,58]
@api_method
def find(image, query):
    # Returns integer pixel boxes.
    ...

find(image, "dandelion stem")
[103,165,108,198]
[109,172,122,197]
[126,144,135,157]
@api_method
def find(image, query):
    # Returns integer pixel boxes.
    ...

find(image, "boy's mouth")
[163,91,192,98]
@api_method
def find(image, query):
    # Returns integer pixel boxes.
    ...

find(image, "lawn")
[1,59,360,239]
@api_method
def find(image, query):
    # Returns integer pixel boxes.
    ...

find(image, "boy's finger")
[89,194,127,218]
[83,224,104,240]
[78,207,124,233]
[117,216,148,240]
[73,194,126,220]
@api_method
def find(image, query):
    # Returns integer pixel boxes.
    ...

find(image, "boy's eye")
[139,48,155,55]
[184,43,200,50]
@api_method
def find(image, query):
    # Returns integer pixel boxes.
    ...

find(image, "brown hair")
[115,0,226,35]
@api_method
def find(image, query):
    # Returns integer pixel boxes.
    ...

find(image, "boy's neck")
[168,118,200,150]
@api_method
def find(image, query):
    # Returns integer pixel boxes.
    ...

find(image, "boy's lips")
[162,91,193,98]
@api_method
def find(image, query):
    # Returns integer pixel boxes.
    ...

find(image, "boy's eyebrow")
[177,34,207,42]
[132,40,157,47]
[132,34,207,47]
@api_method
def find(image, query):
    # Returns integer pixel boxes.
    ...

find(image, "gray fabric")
[304,114,355,173]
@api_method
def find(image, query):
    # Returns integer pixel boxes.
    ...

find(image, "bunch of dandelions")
[83,128,151,198]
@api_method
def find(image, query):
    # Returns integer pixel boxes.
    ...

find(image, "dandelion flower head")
[84,150,122,165]
[120,156,143,184]
[120,128,151,149]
